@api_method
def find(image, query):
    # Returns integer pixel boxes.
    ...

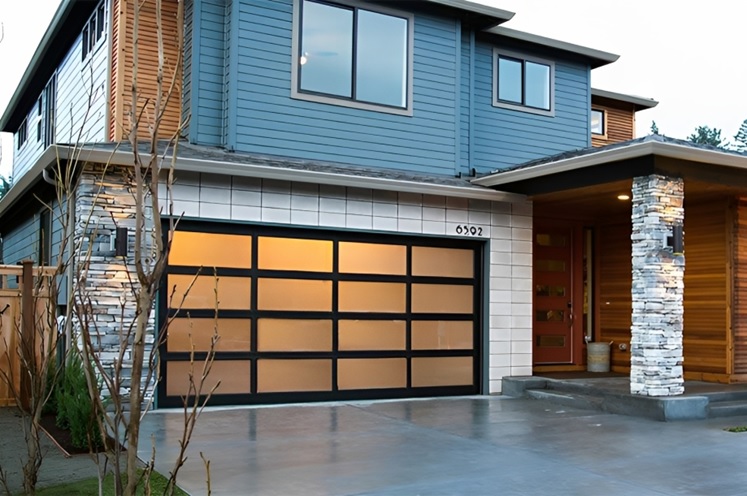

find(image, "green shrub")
[55,352,103,449]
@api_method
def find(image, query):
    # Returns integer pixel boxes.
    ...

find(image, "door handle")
[567,302,573,328]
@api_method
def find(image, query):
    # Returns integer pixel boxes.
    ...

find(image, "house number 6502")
[455,225,483,236]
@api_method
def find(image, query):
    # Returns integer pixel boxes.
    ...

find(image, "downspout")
[454,19,461,177]
[468,30,475,173]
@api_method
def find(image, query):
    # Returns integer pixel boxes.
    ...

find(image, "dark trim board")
[157,219,485,408]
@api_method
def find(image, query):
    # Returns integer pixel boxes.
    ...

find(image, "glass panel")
[338,358,407,390]
[168,318,251,352]
[525,61,551,110]
[411,246,474,278]
[535,285,566,297]
[167,360,250,396]
[258,359,332,392]
[356,9,408,107]
[497,56,522,104]
[411,284,472,314]
[338,242,406,275]
[338,320,406,350]
[591,109,604,135]
[535,234,566,247]
[411,357,473,387]
[537,335,566,347]
[168,274,250,310]
[535,310,565,322]
[169,231,252,268]
[535,260,566,272]
[300,0,353,98]
[258,319,332,351]
[411,321,473,350]
[258,237,332,272]
[258,279,332,311]
[338,282,406,313]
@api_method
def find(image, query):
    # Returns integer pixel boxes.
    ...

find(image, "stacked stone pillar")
[630,175,685,396]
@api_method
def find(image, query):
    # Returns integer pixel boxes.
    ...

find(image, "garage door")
[158,222,483,407]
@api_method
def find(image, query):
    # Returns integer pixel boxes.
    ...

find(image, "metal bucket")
[587,342,611,373]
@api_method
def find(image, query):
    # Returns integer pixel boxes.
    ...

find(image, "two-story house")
[4,0,746,406]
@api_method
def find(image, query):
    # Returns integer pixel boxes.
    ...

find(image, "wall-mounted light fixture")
[114,227,128,257]
[667,225,684,255]
[617,194,630,201]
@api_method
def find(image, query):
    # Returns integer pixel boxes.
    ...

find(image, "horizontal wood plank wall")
[596,222,632,372]
[683,200,729,380]
[110,0,182,141]
[733,199,747,377]
[591,101,635,148]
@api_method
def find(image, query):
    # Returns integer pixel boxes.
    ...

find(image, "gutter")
[0,144,525,221]
[471,141,747,188]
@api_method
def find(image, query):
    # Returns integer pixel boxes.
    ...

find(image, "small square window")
[493,49,554,116]
[292,0,413,116]
[591,109,605,135]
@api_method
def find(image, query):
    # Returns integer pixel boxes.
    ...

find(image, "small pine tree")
[688,125,724,148]
[650,121,659,135]
[734,119,747,153]
[0,175,10,199]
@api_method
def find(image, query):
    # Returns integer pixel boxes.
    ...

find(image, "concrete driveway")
[140,397,747,495]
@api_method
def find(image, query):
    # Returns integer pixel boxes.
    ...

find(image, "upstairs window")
[82,1,107,62]
[591,109,605,135]
[493,49,554,116]
[17,119,27,150]
[292,0,413,116]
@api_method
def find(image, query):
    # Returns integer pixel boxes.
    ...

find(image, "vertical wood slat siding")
[683,200,729,378]
[596,222,632,372]
[591,102,635,148]
[110,0,121,140]
[181,0,193,137]
[110,0,182,141]
[596,200,730,379]
[733,199,747,375]
[472,38,590,174]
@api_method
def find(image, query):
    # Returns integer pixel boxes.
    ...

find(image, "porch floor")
[503,374,747,421]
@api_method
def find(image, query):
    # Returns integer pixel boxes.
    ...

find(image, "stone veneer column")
[630,174,685,396]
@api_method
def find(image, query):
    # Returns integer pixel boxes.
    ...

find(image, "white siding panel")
[55,32,108,145]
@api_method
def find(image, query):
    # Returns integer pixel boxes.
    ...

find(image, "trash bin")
[587,342,611,373]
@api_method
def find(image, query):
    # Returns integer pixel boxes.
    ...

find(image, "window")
[43,75,57,148]
[591,109,605,135]
[493,49,554,116]
[36,98,42,142]
[17,119,27,150]
[292,0,413,116]
[39,209,52,266]
[82,1,106,62]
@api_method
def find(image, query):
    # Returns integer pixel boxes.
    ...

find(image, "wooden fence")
[0,262,56,407]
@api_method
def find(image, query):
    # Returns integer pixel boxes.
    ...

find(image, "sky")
[0,0,745,178]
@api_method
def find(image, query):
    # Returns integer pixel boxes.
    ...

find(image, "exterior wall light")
[617,194,630,201]
[667,224,684,255]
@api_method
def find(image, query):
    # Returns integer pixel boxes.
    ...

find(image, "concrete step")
[525,389,604,413]
[703,391,747,404]
[708,401,747,418]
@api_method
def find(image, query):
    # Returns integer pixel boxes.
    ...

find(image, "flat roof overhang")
[591,88,658,111]
[0,144,525,222]
[472,140,747,196]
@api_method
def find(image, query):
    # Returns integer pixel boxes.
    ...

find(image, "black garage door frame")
[157,220,485,408]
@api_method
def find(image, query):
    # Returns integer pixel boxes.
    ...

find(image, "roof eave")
[485,26,619,68]
[471,141,747,188]
[423,0,515,27]
[591,88,659,110]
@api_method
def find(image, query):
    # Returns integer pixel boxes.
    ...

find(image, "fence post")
[20,260,34,411]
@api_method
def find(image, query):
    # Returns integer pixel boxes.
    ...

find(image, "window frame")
[591,108,606,136]
[492,48,555,117]
[81,0,107,63]
[17,119,28,150]
[290,0,415,117]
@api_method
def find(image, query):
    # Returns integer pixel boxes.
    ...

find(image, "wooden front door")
[533,224,582,364]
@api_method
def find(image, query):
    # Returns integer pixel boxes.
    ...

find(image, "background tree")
[687,125,724,147]
[650,121,659,135]
[733,119,747,153]
[0,175,10,200]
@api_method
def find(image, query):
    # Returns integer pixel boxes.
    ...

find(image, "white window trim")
[492,48,555,117]
[290,0,415,117]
